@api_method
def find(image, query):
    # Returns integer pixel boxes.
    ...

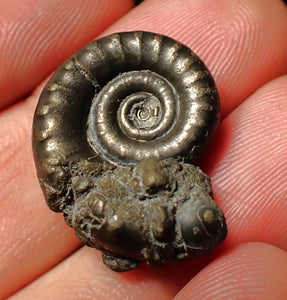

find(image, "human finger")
[10,247,178,300]
[174,243,287,300]
[203,75,287,251]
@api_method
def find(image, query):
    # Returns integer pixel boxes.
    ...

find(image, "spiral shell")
[33,31,227,272]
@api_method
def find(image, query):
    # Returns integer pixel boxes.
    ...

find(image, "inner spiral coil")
[87,70,178,163]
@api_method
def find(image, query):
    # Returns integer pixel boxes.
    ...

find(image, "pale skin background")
[0,0,287,299]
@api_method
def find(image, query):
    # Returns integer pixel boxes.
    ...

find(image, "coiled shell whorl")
[34,31,219,167]
[33,31,226,272]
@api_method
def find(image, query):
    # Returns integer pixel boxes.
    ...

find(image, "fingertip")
[211,75,287,250]
[175,242,287,299]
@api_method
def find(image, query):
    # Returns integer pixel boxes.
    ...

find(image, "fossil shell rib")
[33,31,227,272]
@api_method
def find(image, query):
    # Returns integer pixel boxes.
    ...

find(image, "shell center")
[118,92,164,140]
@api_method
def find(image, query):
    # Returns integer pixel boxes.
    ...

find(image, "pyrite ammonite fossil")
[33,31,227,272]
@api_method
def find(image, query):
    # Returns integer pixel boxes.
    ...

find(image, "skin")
[0,0,286,298]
